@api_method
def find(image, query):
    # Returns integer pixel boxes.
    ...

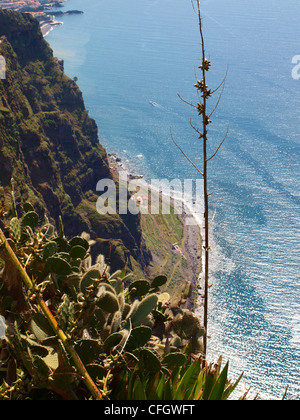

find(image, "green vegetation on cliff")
[0,9,150,272]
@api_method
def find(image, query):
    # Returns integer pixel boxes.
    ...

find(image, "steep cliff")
[0,9,150,271]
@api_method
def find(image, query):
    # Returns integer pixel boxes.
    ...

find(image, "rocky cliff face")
[0,9,151,271]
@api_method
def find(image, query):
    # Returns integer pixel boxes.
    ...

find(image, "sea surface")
[47,0,300,399]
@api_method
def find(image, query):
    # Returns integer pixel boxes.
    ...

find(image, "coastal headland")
[0,0,82,36]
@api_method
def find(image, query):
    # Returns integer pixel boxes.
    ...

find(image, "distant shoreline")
[0,0,84,38]
[41,21,62,37]
[108,152,204,318]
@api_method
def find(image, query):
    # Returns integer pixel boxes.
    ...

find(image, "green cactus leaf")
[111,311,122,333]
[96,291,119,313]
[103,332,123,352]
[57,295,75,331]
[21,211,39,229]
[10,217,21,242]
[58,216,64,238]
[69,236,89,251]
[173,311,202,340]
[46,256,72,276]
[131,294,158,324]
[80,268,101,293]
[94,308,107,328]
[101,282,117,295]
[86,364,106,382]
[162,352,187,370]
[129,280,151,297]
[23,202,35,213]
[54,237,70,253]
[170,335,182,348]
[75,339,102,365]
[151,275,167,289]
[70,245,87,260]
[126,326,152,351]
[122,303,131,320]
[43,241,57,261]
[152,309,168,322]
[158,292,170,304]
[137,348,161,373]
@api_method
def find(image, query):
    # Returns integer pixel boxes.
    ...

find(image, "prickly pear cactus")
[0,200,205,400]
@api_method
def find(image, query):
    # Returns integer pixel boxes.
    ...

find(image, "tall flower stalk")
[172,0,228,359]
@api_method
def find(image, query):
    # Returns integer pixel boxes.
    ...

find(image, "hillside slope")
[0,9,150,271]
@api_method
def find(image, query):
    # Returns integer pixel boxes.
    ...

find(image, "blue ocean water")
[47,0,300,399]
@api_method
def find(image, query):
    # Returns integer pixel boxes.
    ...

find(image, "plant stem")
[196,0,209,359]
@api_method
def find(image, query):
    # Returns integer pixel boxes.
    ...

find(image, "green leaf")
[75,339,101,365]
[132,378,147,400]
[21,211,39,229]
[131,294,158,324]
[10,217,21,242]
[202,370,216,400]
[43,241,57,261]
[80,268,101,293]
[103,332,123,353]
[23,202,35,213]
[31,317,52,341]
[129,280,151,297]
[96,291,119,313]
[209,361,229,400]
[138,348,161,373]
[46,256,72,276]
[70,245,87,260]
[69,236,89,251]
[126,326,152,351]
[162,353,187,370]
[151,275,167,289]
[174,359,201,400]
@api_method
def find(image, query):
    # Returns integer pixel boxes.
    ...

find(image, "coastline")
[0,0,67,38]
[41,21,62,37]
[108,152,204,322]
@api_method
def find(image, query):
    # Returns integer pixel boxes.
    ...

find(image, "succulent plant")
[96,290,119,313]
[21,211,39,230]
[80,268,101,293]
[131,294,159,325]
[173,310,202,340]
[0,200,207,401]
[46,256,72,276]
[129,280,151,297]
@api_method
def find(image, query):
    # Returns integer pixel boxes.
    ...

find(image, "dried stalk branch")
[170,129,204,177]
[206,124,229,162]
